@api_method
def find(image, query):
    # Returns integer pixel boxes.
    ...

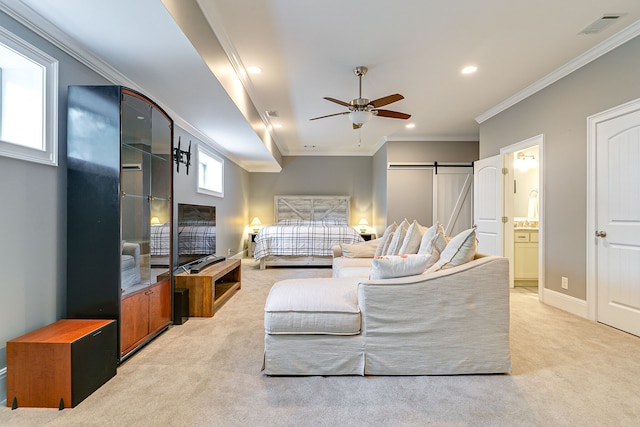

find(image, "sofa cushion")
[398,220,424,254]
[332,257,372,278]
[384,219,409,255]
[340,239,378,258]
[374,222,397,257]
[370,254,431,280]
[121,254,135,270]
[417,222,447,261]
[427,227,477,272]
[265,278,361,335]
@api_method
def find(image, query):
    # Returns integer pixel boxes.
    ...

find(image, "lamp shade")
[150,216,160,225]
[349,110,373,125]
[250,217,262,232]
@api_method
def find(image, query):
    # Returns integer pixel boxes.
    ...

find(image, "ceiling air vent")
[579,14,625,35]
[122,163,142,171]
[266,110,279,117]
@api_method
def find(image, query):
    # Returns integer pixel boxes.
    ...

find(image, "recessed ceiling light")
[247,66,262,74]
[405,123,415,129]
[461,65,477,74]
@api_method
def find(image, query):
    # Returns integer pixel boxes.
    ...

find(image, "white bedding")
[253,220,363,260]
[150,222,217,256]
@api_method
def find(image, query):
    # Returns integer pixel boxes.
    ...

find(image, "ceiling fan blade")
[374,109,411,120]
[369,94,404,108]
[323,97,351,107]
[309,111,349,121]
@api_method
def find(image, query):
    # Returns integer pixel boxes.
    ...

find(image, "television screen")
[150,203,217,268]
[176,203,217,266]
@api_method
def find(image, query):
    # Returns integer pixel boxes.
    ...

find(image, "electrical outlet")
[227,248,232,256]
[561,277,569,290]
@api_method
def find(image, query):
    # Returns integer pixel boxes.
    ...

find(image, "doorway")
[500,135,545,297]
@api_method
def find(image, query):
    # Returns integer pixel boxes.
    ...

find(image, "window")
[197,144,224,197]
[0,26,58,166]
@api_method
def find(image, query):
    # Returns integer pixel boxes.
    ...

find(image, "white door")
[595,108,640,337]
[473,155,503,256]
[433,167,473,236]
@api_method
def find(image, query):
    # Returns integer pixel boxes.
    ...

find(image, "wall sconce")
[173,136,191,174]
[514,152,537,171]
[358,217,369,233]
[250,217,262,233]
[150,216,160,225]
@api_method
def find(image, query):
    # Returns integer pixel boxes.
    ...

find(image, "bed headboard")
[274,195,351,224]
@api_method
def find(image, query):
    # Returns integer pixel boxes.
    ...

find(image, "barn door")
[433,166,473,236]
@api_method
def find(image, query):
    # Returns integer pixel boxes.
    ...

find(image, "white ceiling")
[4,0,640,172]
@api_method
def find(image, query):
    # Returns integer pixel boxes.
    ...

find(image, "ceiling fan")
[310,66,411,129]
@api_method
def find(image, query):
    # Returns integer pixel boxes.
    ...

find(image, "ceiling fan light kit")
[349,110,373,125]
[310,65,411,129]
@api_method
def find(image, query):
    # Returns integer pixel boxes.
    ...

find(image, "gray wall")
[0,10,112,401]
[479,35,640,299]
[173,126,250,258]
[249,156,373,227]
[371,145,388,237]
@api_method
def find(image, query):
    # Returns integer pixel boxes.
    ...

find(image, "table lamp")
[250,217,262,233]
[358,217,368,233]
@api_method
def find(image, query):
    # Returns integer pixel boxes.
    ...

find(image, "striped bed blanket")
[254,220,363,260]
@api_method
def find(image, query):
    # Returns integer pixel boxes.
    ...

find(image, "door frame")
[499,134,545,298]
[586,97,640,321]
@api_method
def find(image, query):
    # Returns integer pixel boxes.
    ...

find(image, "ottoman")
[263,277,365,375]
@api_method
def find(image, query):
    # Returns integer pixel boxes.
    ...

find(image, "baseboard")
[542,288,588,319]
[1,366,6,407]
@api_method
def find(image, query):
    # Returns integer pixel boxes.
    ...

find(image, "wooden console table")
[174,258,241,317]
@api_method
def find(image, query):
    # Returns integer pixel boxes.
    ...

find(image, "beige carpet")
[2,259,640,426]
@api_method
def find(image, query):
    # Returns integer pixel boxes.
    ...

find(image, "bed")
[253,195,364,269]
[150,204,216,264]
[150,221,217,256]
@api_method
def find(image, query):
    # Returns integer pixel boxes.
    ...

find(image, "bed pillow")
[384,219,410,255]
[398,220,424,254]
[340,239,378,258]
[427,227,477,272]
[370,254,431,280]
[374,222,398,257]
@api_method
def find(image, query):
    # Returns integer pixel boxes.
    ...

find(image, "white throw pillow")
[380,231,395,255]
[374,222,397,257]
[427,227,477,272]
[384,219,409,255]
[417,223,447,257]
[340,240,378,258]
[370,254,431,280]
[398,220,424,254]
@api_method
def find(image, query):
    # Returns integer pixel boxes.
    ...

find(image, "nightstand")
[248,232,259,257]
[359,233,376,241]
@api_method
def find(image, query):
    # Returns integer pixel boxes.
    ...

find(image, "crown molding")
[384,135,479,142]
[476,19,640,124]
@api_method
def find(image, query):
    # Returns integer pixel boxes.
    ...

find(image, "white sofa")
[263,252,512,376]
[121,242,141,289]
